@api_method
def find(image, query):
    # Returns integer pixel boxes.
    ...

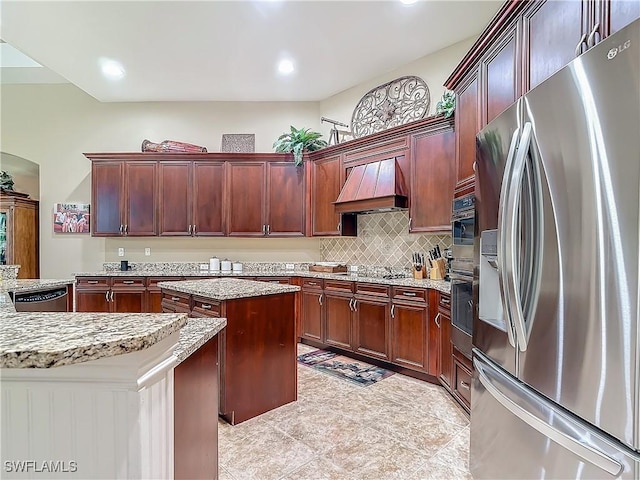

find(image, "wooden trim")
[444,0,531,90]
[85,152,295,162]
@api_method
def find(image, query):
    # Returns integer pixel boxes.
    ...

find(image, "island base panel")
[220,292,297,425]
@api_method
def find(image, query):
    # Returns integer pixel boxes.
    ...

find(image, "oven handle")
[451,210,475,222]
[449,272,473,282]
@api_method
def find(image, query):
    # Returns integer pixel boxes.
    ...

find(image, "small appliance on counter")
[309,262,347,273]
[220,259,232,272]
[232,262,243,273]
[120,260,132,271]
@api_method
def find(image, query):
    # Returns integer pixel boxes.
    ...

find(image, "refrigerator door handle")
[497,128,521,349]
[474,354,624,477]
[504,122,533,351]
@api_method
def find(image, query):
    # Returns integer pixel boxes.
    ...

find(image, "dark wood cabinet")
[301,281,324,342]
[454,71,480,188]
[603,0,640,37]
[266,162,305,236]
[483,23,520,125]
[0,193,39,279]
[310,154,344,236]
[452,347,473,412]
[76,276,146,312]
[147,276,181,313]
[409,122,455,233]
[324,292,353,350]
[437,293,453,390]
[227,161,265,236]
[91,160,157,236]
[390,301,428,372]
[159,161,225,236]
[353,295,390,361]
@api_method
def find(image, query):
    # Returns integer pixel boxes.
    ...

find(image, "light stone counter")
[173,317,226,364]
[158,277,300,300]
[0,311,188,368]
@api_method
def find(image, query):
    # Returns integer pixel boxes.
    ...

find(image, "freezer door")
[474,99,521,377]
[516,19,640,449]
[471,351,640,479]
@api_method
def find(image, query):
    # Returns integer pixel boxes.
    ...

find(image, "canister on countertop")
[221,259,232,272]
[232,262,243,273]
[209,257,220,271]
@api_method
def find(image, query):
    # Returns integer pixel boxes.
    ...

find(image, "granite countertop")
[158,278,300,301]
[0,312,188,369]
[173,317,227,364]
[75,270,451,294]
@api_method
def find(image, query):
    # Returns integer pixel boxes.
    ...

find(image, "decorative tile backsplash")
[320,211,451,269]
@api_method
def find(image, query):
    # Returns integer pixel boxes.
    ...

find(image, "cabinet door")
[353,297,389,360]
[523,0,587,91]
[311,155,343,236]
[76,289,110,312]
[438,310,453,389]
[324,293,353,350]
[91,161,123,236]
[124,162,157,236]
[455,70,481,186]
[266,162,305,236]
[598,0,640,38]
[409,128,455,233]
[111,289,146,313]
[390,302,428,371]
[483,23,520,125]
[301,289,323,342]
[159,162,191,236]
[193,162,225,236]
[227,162,265,236]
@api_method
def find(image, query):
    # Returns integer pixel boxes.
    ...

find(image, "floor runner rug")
[297,349,394,386]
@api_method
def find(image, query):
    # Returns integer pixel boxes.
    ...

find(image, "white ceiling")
[0,1,502,102]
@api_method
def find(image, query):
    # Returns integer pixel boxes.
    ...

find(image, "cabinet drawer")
[355,283,389,298]
[111,277,146,288]
[438,292,451,311]
[324,280,354,293]
[192,296,222,317]
[148,276,182,290]
[255,277,291,285]
[162,290,191,309]
[453,359,472,408]
[76,277,110,288]
[392,287,427,303]
[302,278,324,290]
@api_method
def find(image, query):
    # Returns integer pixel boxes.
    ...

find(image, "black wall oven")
[451,194,475,262]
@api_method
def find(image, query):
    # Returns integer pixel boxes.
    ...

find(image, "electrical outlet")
[145,248,151,256]
[200,263,209,270]
[118,248,125,257]
[285,263,295,270]
[350,265,358,272]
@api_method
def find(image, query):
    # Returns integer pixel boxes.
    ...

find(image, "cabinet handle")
[188,224,192,234]
[587,22,600,48]
[110,291,115,302]
[391,304,395,318]
[440,297,450,305]
[119,224,124,234]
[349,298,354,311]
[353,299,357,312]
[337,221,341,232]
[308,282,318,286]
[460,381,470,390]
[123,280,134,284]
[435,312,442,328]
[403,292,417,297]
[267,224,270,234]
[171,296,180,301]
[201,303,212,310]
[105,291,110,302]
[262,224,266,234]
[124,224,128,235]
[193,224,197,234]
[408,217,412,230]
[473,161,477,172]
[574,33,588,57]
[318,294,323,306]
[88,280,99,284]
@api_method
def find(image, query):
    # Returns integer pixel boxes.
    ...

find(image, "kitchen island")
[159,278,300,425]
[0,288,226,479]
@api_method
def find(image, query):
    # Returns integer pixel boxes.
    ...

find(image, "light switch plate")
[350,265,358,272]
[118,248,125,257]
[285,263,295,270]
[145,248,151,256]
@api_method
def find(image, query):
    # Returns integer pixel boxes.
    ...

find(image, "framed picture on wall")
[53,203,90,234]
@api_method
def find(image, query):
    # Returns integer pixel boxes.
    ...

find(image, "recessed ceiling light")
[278,59,295,75]
[100,59,125,79]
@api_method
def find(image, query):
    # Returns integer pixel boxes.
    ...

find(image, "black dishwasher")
[12,287,69,312]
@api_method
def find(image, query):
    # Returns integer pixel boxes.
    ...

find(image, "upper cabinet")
[91,160,157,236]
[227,161,266,237]
[445,0,639,194]
[266,162,305,237]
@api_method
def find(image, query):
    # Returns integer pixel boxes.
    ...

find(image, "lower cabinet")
[390,301,429,372]
[324,292,354,350]
[300,284,324,342]
[452,347,472,412]
[438,308,453,390]
[76,276,146,312]
[353,295,390,361]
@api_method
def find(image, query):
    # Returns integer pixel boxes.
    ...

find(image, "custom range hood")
[333,158,408,214]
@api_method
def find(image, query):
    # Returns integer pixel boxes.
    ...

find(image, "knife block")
[413,267,426,279]
[429,259,446,280]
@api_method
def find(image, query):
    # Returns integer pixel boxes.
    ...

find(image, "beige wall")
[1,36,473,279]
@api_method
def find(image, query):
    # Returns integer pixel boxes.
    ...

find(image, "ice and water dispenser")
[479,229,506,332]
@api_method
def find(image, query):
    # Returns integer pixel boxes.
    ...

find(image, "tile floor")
[218,343,472,480]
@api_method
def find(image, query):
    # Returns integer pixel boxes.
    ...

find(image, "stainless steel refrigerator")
[472,18,640,479]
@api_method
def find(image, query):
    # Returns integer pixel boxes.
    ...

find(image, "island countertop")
[158,278,300,301]
[0,312,188,368]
